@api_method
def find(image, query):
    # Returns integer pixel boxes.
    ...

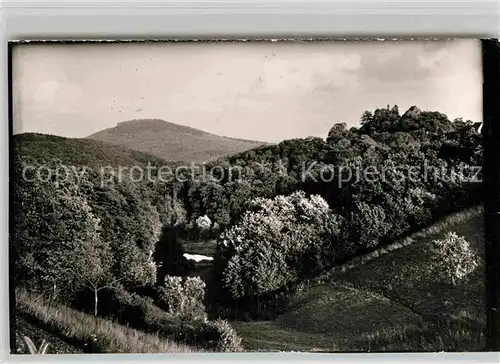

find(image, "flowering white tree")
[430,231,479,286]
[216,191,343,299]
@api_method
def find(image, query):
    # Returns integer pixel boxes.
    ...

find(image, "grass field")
[335,208,485,325]
[231,206,485,352]
[232,284,425,352]
[231,320,339,352]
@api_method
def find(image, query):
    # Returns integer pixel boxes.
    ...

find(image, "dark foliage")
[154,225,193,286]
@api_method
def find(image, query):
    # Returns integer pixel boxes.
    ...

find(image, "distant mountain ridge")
[86,119,268,163]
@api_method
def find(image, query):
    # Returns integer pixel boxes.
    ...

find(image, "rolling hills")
[86,119,268,163]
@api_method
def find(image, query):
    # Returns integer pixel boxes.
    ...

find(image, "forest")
[11,105,485,353]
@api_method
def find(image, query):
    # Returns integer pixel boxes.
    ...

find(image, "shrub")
[105,286,197,344]
[102,284,241,352]
[106,286,166,331]
[430,232,480,286]
[200,319,244,352]
[157,276,207,321]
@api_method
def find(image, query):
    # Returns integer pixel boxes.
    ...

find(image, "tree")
[216,192,343,299]
[11,158,161,306]
[158,275,207,321]
[116,234,158,288]
[195,215,212,239]
[326,123,348,144]
[12,158,106,301]
[81,236,117,316]
[161,186,187,227]
[360,110,373,125]
[430,232,479,286]
[346,201,391,251]
[94,178,161,289]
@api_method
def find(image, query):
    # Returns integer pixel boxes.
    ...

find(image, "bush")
[106,287,166,331]
[430,232,480,286]
[157,276,207,321]
[100,284,240,352]
[199,319,244,352]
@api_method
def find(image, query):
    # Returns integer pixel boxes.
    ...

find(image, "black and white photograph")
[9,39,485,354]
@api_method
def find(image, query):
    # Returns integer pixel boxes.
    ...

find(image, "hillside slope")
[86,119,268,163]
[12,133,171,169]
[15,289,193,354]
[14,316,82,354]
[234,206,485,352]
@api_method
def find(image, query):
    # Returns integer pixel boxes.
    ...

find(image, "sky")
[12,39,482,143]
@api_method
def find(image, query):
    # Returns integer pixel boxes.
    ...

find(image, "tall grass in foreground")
[22,336,49,354]
[15,289,194,353]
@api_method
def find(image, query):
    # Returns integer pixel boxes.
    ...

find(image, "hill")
[86,119,268,163]
[12,133,172,169]
[232,206,485,352]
